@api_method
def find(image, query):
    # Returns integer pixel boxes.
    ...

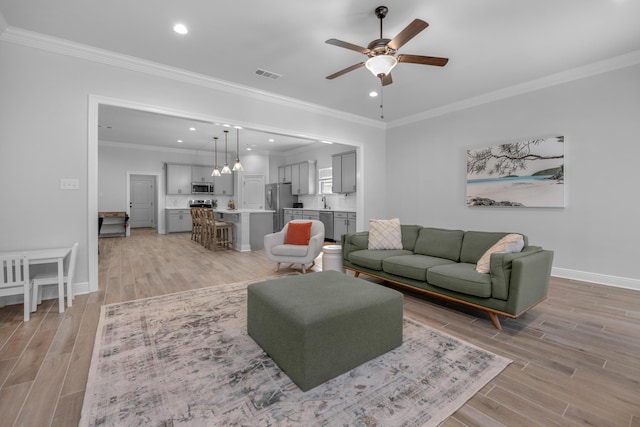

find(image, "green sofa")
[341,226,554,329]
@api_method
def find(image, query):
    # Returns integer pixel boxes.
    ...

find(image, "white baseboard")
[552,267,640,291]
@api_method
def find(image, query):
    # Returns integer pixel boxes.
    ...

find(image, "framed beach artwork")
[466,136,565,208]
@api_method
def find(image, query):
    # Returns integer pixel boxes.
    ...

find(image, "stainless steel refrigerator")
[265,183,295,232]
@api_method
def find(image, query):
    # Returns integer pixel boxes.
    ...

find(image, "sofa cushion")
[382,255,456,281]
[400,225,422,251]
[460,231,528,264]
[476,234,525,273]
[349,249,413,271]
[413,228,464,261]
[427,263,492,298]
[368,218,402,249]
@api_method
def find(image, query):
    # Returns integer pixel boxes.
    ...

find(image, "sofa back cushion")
[400,225,422,251]
[413,228,464,261]
[460,231,529,264]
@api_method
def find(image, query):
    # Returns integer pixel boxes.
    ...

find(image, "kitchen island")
[213,209,275,252]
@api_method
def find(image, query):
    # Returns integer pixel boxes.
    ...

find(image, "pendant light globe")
[232,127,244,172]
[221,130,232,174]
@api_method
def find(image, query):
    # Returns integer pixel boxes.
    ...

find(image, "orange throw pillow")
[284,222,312,245]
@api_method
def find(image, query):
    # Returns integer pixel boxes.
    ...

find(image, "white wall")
[99,142,272,231]
[0,37,386,292]
[387,64,640,288]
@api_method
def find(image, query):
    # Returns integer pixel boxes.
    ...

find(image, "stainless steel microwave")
[192,183,213,194]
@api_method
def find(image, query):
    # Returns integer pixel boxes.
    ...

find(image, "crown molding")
[0,27,384,130]
[388,49,640,129]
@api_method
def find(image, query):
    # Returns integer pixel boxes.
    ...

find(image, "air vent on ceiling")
[255,68,282,80]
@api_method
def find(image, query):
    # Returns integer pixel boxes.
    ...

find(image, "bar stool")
[215,221,235,250]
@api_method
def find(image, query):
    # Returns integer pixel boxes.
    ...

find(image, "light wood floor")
[0,228,638,426]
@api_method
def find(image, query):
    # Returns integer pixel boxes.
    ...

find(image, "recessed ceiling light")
[177,139,183,143]
[189,127,196,131]
[321,140,334,144]
[173,23,188,35]
[246,148,252,151]
[369,91,378,97]
[268,138,275,142]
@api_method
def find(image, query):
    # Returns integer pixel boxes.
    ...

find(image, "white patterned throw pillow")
[476,233,525,273]
[368,218,403,250]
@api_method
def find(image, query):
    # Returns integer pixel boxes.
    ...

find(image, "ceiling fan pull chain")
[380,79,384,119]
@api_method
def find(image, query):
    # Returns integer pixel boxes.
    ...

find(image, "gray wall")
[386,64,640,288]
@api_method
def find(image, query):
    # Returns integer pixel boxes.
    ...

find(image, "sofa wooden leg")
[301,264,306,274]
[275,262,280,272]
[488,312,502,330]
[354,271,360,278]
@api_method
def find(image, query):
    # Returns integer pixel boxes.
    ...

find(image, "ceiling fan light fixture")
[365,55,397,78]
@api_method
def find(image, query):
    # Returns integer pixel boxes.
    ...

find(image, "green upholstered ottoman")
[247,270,403,391]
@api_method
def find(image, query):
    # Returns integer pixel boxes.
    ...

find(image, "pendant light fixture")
[232,127,244,172]
[211,136,221,177]
[221,130,232,174]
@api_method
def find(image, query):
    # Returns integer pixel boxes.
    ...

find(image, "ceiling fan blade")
[325,38,370,55]
[387,19,429,51]
[326,62,365,80]
[381,73,393,86]
[397,54,449,67]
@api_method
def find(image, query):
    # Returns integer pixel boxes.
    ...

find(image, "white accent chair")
[31,242,78,312]
[264,220,325,274]
[0,254,30,321]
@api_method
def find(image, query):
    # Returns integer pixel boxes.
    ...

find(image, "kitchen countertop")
[165,207,275,213]
[285,208,356,213]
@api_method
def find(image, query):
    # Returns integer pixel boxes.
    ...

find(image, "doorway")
[129,174,156,228]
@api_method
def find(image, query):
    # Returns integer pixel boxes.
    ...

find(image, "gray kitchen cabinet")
[166,164,192,195]
[331,151,357,194]
[333,211,356,242]
[213,173,234,195]
[291,161,316,195]
[284,209,302,224]
[191,166,214,183]
[302,210,319,220]
[166,209,192,233]
[283,209,296,224]
[278,165,292,183]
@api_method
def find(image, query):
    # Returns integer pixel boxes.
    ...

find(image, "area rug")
[80,279,511,426]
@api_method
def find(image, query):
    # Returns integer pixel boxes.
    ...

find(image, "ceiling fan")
[325,5,448,86]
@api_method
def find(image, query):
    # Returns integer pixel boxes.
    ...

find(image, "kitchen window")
[318,167,333,194]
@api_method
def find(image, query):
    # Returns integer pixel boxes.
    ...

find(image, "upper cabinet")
[166,164,192,195]
[278,165,292,183]
[292,161,316,195]
[332,151,356,194]
[213,173,234,195]
[192,166,214,184]
[280,161,316,195]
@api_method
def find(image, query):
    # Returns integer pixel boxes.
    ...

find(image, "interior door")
[130,175,155,228]
[242,175,265,210]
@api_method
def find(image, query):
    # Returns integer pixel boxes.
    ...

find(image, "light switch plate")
[60,178,80,190]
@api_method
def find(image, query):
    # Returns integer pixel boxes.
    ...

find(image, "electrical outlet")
[60,178,80,190]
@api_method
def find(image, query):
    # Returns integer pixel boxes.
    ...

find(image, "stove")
[188,199,214,208]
